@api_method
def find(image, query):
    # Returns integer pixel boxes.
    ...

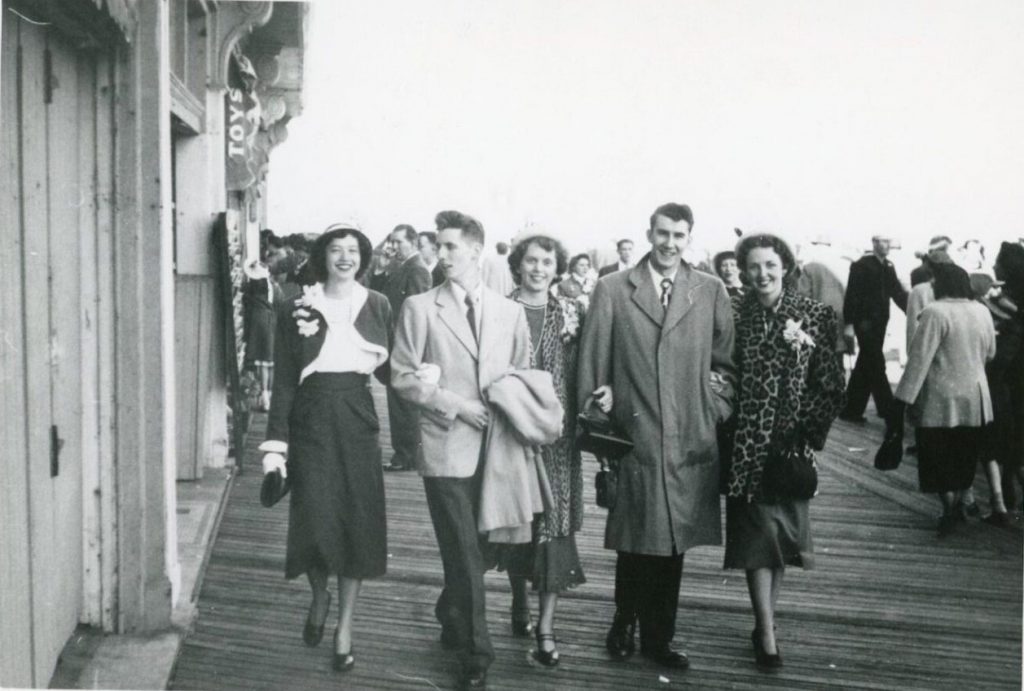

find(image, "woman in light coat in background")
[891,262,996,536]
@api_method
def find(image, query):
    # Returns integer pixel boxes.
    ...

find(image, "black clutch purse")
[260,469,291,508]
[760,444,818,502]
[577,396,633,461]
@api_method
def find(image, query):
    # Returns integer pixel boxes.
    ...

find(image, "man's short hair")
[392,224,418,243]
[418,231,438,247]
[496,242,509,255]
[650,203,694,230]
[435,210,485,245]
[616,238,634,251]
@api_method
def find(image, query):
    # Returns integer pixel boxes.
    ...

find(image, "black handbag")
[260,469,291,508]
[760,444,818,501]
[577,396,633,461]
[577,395,632,510]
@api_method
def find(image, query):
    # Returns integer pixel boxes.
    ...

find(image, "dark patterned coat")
[726,290,846,501]
[510,289,585,540]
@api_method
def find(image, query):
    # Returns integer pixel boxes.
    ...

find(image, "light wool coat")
[896,299,996,428]
[578,259,737,555]
[390,281,531,477]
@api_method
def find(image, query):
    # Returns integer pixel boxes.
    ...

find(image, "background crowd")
[243,213,1022,689]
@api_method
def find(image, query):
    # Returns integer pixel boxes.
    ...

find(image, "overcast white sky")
[267,0,1023,262]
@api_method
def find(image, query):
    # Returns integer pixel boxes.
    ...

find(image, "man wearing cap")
[910,235,953,287]
[578,202,736,670]
[840,235,908,423]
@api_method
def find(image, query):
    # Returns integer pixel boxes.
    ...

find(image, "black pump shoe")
[533,630,560,667]
[303,591,331,647]
[511,607,534,637]
[332,629,355,672]
[751,629,782,670]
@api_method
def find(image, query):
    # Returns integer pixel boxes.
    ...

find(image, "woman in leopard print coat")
[723,233,845,670]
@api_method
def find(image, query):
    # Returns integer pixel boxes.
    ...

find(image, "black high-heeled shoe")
[511,607,534,637]
[751,629,782,670]
[533,630,560,667]
[332,629,355,673]
[302,591,332,647]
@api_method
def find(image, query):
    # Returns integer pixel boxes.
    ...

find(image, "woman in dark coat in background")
[981,242,1024,520]
[724,233,845,670]
[260,226,392,672]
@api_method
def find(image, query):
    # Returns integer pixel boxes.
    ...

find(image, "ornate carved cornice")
[210,1,273,90]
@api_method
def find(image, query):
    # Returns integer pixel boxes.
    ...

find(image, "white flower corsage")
[294,283,326,338]
[782,318,815,350]
[559,297,584,343]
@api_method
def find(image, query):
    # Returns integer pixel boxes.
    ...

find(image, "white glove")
[415,363,442,385]
[262,452,287,479]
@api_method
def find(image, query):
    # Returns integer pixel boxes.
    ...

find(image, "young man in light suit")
[578,202,736,671]
[390,210,531,691]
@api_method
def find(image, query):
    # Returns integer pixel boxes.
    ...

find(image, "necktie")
[660,278,673,311]
[465,294,478,343]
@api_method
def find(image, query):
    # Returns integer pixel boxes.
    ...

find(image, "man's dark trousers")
[423,459,494,675]
[386,387,422,468]
[845,323,893,419]
[614,551,685,649]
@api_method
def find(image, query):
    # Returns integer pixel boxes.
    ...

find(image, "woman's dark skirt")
[285,372,387,580]
[496,534,587,593]
[916,425,984,493]
[724,497,814,570]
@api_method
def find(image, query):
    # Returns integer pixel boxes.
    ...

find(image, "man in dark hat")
[839,234,908,423]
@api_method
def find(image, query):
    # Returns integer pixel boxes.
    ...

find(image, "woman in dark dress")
[724,233,845,670]
[503,235,587,666]
[260,226,392,672]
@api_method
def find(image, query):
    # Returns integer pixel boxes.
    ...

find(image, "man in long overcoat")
[578,202,736,670]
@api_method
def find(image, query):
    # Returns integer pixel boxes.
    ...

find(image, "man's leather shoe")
[440,626,460,650]
[641,645,690,670]
[384,463,413,472]
[460,669,486,690]
[605,611,637,660]
[838,411,867,424]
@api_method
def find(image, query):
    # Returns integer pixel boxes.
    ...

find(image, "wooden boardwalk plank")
[170,386,1022,690]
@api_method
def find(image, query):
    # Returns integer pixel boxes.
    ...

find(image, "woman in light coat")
[892,262,996,535]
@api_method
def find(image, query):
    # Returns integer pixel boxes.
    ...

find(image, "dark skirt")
[724,497,814,570]
[285,372,387,580]
[493,534,586,593]
[916,426,983,493]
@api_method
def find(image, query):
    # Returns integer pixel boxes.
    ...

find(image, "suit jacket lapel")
[436,281,479,360]
[662,265,697,334]
[629,259,666,327]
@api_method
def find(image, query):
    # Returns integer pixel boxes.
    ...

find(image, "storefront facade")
[0,1,306,686]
